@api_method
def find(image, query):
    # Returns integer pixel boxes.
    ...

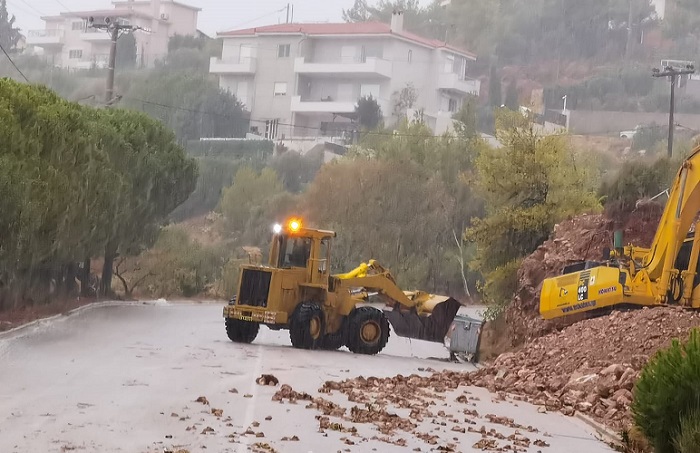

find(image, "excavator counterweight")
[539,145,700,320]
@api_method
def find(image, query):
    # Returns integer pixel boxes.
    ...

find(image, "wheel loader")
[222,217,462,355]
[539,145,700,320]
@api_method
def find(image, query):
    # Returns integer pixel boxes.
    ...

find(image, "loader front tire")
[346,307,389,355]
[289,302,325,350]
[225,318,259,343]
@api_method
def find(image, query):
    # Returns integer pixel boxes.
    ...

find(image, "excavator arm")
[540,146,700,320]
[331,260,462,342]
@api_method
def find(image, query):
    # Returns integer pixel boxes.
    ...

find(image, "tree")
[89,108,198,296]
[122,72,247,142]
[355,95,382,130]
[0,0,21,53]
[452,94,479,139]
[488,66,502,107]
[391,82,419,120]
[342,0,449,40]
[465,109,600,316]
[504,79,519,111]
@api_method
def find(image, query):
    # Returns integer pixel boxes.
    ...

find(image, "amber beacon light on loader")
[222,217,462,355]
[539,145,700,320]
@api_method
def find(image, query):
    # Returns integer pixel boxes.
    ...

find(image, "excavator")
[222,217,462,355]
[539,146,700,320]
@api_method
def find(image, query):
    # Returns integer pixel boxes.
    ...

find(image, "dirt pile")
[471,306,700,430]
[506,203,664,346]
[308,306,699,434]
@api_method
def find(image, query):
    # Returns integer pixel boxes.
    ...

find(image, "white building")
[26,0,200,70]
[210,12,480,138]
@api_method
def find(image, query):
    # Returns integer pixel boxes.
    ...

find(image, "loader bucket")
[383,296,462,343]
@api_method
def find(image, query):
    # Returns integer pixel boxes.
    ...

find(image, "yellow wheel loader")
[539,145,700,320]
[222,217,462,355]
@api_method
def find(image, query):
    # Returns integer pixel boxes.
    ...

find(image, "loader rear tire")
[289,302,325,350]
[346,307,389,355]
[225,318,259,343]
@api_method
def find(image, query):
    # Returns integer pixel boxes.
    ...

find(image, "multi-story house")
[210,11,480,138]
[26,0,200,70]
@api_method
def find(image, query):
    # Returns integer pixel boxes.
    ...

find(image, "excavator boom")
[540,145,700,320]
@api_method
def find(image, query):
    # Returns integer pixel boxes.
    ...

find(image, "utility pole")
[652,64,695,158]
[88,16,148,104]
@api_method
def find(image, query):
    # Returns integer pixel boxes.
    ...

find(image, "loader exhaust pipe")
[383,297,462,343]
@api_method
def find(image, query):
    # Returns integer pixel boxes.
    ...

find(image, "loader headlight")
[273,223,282,234]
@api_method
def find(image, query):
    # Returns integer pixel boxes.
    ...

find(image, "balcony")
[80,29,112,41]
[291,96,390,114]
[68,55,110,70]
[290,96,356,114]
[26,29,64,47]
[437,72,481,95]
[294,57,392,78]
[209,56,256,74]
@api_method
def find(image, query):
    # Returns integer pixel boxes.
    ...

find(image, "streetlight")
[562,94,567,114]
[652,64,695,158]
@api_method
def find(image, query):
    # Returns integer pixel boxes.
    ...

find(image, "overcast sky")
[7,0,372,36]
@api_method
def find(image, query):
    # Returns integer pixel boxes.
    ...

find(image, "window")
[69,49,83,59]
[277,236,312,268]
[407,49,412,63]
[273,82,287,96]
[71,21,85,31]
[318,238,330,273]
[277,44,290,58]
[448,98,458,112]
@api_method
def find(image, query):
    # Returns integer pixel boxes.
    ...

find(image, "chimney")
[390,10,404,33]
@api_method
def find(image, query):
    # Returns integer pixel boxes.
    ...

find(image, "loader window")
[278,236,311,268]
[318,238,329,273]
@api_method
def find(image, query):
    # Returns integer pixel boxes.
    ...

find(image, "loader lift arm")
[332,260,462,342]
[540,145,700,320]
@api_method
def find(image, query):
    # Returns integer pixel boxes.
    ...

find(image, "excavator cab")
[223,216,462,354]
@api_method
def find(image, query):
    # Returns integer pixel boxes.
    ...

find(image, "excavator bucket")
[383,295,462,343]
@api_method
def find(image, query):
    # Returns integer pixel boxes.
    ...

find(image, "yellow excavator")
[540,146,700,320]
[222,217,462,354]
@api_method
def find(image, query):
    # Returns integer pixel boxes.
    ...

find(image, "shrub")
[674,409,700,453]
[631,328,700,453]
[598,158,673,215]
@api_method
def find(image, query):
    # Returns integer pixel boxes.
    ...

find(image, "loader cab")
[268,218,336,286]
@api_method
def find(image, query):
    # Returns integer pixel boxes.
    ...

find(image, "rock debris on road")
[0,302,613,453]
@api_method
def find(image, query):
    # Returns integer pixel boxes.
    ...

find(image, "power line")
[124,96,451,138]
[0,42,29,82]
[12,0,44,17]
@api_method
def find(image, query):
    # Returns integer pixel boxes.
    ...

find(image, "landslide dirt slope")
[507,202,665,346]
[471,202,700,432]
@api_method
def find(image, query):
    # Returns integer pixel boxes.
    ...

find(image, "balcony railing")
[80,28,112,41]
[437,72,481,95]
[26,29,64,46]
[294,57,392,78]
[209,56,257,74]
